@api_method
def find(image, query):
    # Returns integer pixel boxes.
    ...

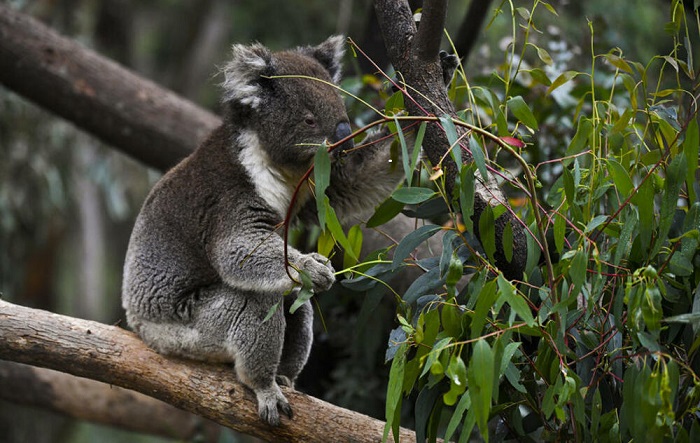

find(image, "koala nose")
[331,122,354,153]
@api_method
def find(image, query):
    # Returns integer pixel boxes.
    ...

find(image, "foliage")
[312,1,700,441]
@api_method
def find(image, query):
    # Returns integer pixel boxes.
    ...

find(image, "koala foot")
[297,252,336,293]
[276,375,294,388]
[256,385,293,426]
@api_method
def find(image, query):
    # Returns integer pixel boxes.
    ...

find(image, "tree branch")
[413,0,449,62]
[0,361,222,442]
[373,0,527,280]
[0,3,219,171]
[454,0,495,63]
[0,299,416,443]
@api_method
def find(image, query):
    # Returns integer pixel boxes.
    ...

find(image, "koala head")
[221,36,352,171]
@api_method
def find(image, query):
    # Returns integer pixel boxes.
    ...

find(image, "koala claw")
[276,375,294,388]
[298,252,336,293]
[257,388,293,426]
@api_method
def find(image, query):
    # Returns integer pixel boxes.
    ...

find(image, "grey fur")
[122,36,407,426]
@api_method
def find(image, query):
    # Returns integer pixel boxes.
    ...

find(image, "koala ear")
[221,43,274,109]
[299,35,346,84]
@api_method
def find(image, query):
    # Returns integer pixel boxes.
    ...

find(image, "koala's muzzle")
[331,122,354,153]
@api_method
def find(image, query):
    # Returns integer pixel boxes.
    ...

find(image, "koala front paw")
[298,252,336,293]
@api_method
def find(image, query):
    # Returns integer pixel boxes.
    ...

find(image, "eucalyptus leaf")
[392,187,436,204]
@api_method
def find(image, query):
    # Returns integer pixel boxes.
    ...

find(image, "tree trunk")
[373,0,527,280]
[0,299,416,443]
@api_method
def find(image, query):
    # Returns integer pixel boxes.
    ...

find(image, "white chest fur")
[237,130,295,218]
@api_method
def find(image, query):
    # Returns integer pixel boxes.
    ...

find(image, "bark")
[0,299,416,443]
[0,361,222,442]
[0,3,219,172]
[373,0,527,280]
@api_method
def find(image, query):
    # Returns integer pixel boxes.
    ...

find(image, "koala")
[121,36,410,426]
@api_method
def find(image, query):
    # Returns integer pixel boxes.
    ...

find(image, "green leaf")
[440,114,462,166]
[469,135,489,182]
[384,90,404,116]
[367,197,405,228]
[383,343,407,443]
[499,342,522,377]
[441,302,463,338]
[317,228,335,257]
[324,198,358,261]
[444,389,471,442]
[569,249,588,292]
[502,220,513,263]
[458,409,477,443]
[468,339,494,441]
[343,225,363,269]
[663,312,700,327]
[498,273,535,326]
[392,224,442,270]
[566,117,593,157]
[411,122,427,178]
[562,167,583,224]
[403,267,444,304]
[547,70,578,95]
[504,361,527,393]
[471,280,498,339]
[684,117,699,203]
[604,53,633,73]
[262,300,282,322]
[459,163,476,233]
[525,220,542,276]
[314,146,331,228]
[528,67,552,86]
[554,212,566,254]
[392,187,436,204]
[607,158,634,199]
[507,95,538,130]
[420,337,452,378]
[289,270,314,314]
[444,355,468,405]
[614,207,638,266]
[536,46,553,65]
[479,205,496,261]
[653,152,687,256]
[445,251,464,299]
[591,387,602,436]
[393,116,412,186]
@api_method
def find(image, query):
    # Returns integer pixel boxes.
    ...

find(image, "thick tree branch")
[413,0,449,62]
[0,361,222,442]
[454,0,495,62]
[373,0,527,280]
[0,3,219,171]
[0,299,416,443]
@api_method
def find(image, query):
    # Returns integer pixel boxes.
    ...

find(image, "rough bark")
[0,361,222,442]
[0,3,219,171]
[0,299,416,443]
[373,0,527,280]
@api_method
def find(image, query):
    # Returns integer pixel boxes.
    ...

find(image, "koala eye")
[304,116,317,127]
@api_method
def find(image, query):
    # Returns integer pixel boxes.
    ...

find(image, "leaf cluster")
[305,1,700,441]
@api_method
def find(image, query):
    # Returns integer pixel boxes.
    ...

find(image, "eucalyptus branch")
[413,0,449,62]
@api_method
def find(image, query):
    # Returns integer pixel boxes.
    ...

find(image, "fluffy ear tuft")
[221,43,273,108]
[299,35,346,84]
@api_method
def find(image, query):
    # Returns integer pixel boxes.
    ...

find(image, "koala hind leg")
[128,284,292,426]
[276,295,314,387]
